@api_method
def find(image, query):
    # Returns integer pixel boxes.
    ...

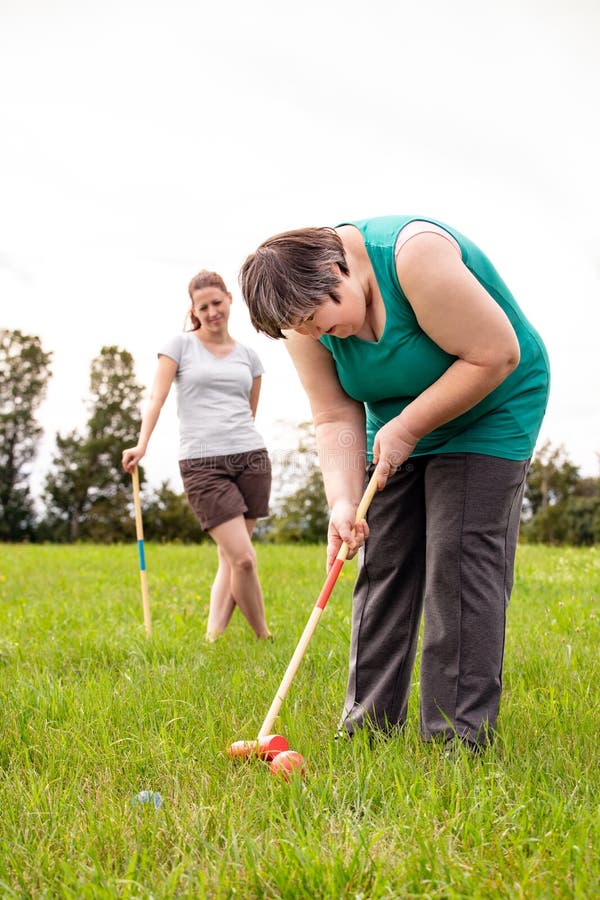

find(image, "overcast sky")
[1,0,599,502]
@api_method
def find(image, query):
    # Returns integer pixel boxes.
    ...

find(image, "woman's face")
[292,266,366,340]
[190,286,232,331]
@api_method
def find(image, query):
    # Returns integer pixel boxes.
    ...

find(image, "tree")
[38,430,92,542]
[0,329,52,541]
[269,422,329,543]
[522,440,580,518]
[142,481,206,543]
[269,467,329,542]
[83,346,146,539]
[42,346,144,541]
[562,495,600,546]
[521,441,600,545]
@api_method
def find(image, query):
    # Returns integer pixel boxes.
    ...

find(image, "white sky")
[1,0,599,503]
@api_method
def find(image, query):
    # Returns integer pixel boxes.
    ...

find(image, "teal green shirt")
[320,216,550,461]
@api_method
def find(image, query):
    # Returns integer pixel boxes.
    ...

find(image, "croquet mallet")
[227,468,379,758]
[131,465,152,636]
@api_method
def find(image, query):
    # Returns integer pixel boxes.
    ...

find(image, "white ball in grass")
[132,790,163,808]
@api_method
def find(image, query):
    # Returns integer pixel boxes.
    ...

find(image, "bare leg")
[205,543,236,640]
[207,519,257,638]
[207,516,271,639]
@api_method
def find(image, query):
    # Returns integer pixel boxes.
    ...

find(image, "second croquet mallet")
[131,465,152,636]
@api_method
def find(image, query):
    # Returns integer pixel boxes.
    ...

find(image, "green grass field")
[1,542,599,898]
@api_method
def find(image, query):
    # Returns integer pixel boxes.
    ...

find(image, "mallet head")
[227,734,289,760]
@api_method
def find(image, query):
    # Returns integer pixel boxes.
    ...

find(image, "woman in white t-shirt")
[122,270,272,641]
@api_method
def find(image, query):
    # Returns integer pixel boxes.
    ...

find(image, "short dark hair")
[239,228,349,338]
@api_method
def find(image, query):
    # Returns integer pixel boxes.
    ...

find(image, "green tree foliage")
[269,467,329,543]
[37,431,92,542]
[522,441,600,545]
[142,481,206,543]
[523,440,580,517]
[0,329,52,541]
[268,422,329,543]
[42,347,144,542]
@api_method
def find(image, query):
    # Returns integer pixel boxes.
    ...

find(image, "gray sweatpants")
[341,453,530,746]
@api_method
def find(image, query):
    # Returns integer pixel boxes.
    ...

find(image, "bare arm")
[249,375,261,418]
[372,233,520,486]
[121,354,178,473]
[285,331,368,565]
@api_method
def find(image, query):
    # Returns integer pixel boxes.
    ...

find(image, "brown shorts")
[179,448,272,532]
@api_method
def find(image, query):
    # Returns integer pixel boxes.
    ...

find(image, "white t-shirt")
[159,332,267,459]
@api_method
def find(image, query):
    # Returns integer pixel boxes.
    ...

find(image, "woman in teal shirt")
[240,216,550,751]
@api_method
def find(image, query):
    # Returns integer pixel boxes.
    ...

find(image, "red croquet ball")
[269,750,306,780]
